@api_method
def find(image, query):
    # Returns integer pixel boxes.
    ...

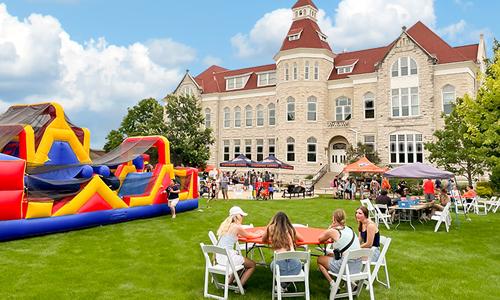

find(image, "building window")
[234,140,241,157]
[364,135,375,153]
[391,57,417,77]
[391,87,419,117]
[226,76,248,90]
[287,97,295,121]
[234,106,241,127]
[204,108,211,128]
[314,62,319,80]
[287,137,295,161]
[307,96,317,121]
[268,138,276,157]
[223,140,230,161]
[285,63,289,81]
[245,105,253,127]
[223,107,230,128]
[288,34,300,41]
[182,85,193,97]
[256,139,264,161]
[390,133,423,164]
[337,66,352,74]
[304,61,310,80]
[258,72,276,86]
[293,63,298,80]
[268,103,276,126]
[256,104,264,126]
[364,92,375,119]
[335,96,352,121]
[245,139,252,159]
[442,84,456,115]
[307,137,317,162]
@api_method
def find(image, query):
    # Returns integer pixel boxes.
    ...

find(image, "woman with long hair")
[355,206,380,262]
[262,212,305,284]
[216,206,261,287]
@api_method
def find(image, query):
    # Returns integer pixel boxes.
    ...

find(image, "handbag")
[333,227,355,260]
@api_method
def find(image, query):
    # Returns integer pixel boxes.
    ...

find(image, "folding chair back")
[487,196,499,213]
[371,236,391,288]
[329,248,375,300]
[431,202,452,232]
[208,231,218,246]
[272,251,310,300]
[200,243,245,300]
[373,204,391,230]
[360,199,376,220]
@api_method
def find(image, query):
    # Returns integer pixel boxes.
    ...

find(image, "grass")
[0,196,499,299]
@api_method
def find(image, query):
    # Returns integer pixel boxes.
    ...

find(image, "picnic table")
[391,202,433,230]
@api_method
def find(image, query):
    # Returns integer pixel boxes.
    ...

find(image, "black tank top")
[361,229,380,247]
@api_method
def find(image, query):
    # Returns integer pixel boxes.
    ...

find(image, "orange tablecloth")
[238,226,328,246]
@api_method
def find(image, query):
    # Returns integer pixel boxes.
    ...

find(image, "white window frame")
[256,139,264,161]
[268,138,276,157]
[389,132,423,164]
[391,57,418,77]
[442,84,456,115]
[287,97,295,121]
[364,135,375,153]
[223,140,230,161]
[293,63,298,80]
[226,74,251,90]
[268,103,276,126]
[245,139,252,159]
[335,96,352,121]
[285,63,289,81]
[314,62,319,80]
[307,137,317,162]
[307,96,317,121]
[234,106,241,128]
[286,137,295,162]
[234,139,241,158]
[364,92,375,119]
[257,71,277,87]
[391,87,419,117]
[304,61,310,80]
[256,104,264,126]
[223,107,230,128]
[204,108,211,128]
[245,105,253,127]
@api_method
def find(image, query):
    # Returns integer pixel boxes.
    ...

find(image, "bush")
[304,174,313,180]
[476,181,493,197]
[490,164,500,192]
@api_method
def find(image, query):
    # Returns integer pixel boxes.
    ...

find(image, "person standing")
[370,177,381,199]
[423,178,435,202]
[350,179,357,200]
[167,179,180,219]
[381,177,391,191]
[221,172,230,201]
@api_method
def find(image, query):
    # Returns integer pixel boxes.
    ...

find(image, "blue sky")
[0,0,497,147]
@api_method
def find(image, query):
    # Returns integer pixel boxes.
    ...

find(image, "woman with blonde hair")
[317,209,361,288]
[216,206,261,287]
[262,212,304,288]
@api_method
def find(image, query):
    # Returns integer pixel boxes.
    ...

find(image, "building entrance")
[330,142,347,173]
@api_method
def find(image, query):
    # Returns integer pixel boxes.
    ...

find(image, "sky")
[0,0,497,148]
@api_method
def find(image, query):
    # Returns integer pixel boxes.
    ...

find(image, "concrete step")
[314,171,340,190]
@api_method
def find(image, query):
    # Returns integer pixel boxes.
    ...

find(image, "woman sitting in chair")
[262,212,304,287]
[317,209,361,288]
[356,206,380,262]
[216,206,262,287]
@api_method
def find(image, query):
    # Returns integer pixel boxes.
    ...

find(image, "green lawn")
[0,196,499,299]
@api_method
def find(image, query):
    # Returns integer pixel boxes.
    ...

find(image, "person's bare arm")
[360,223,377,248]
[318,229,335,243]
[237,225,261,239]
[295,230,304,242]
[261,226,270,243]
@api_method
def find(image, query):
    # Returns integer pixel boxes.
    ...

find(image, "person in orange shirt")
[462,185,477,203]
[381,177,391,191]
[423,178,435,202]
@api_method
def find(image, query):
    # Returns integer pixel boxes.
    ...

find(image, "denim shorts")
[270,258,302,276]
[328,257,362,274]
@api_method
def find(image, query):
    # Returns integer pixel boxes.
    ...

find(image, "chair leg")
[346,277,354,300]
[223,274,229,300]
[204,269,209,298]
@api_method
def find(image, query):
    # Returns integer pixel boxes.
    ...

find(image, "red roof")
[454,44,478,62]
[288,28,303,36]
[335,58,359,67]
[329,45,391,80]
[280,18,331,51]
[194,65,228,93]
[292,0,318,10]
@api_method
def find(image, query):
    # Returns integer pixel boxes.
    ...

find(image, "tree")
[103,98,168,154]
[164,94,214,168]
[346,142,381,164]
[425,97,488,185]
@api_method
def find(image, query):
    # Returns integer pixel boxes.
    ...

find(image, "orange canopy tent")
[342,157,387,174]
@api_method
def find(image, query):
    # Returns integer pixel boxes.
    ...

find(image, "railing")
[311,164,329,187]
[327,120,349,128]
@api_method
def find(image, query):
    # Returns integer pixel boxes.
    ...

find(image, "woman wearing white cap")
[216,206,262,287]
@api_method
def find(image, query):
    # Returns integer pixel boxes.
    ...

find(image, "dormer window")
[335,59,358,75]
[337,66,352,74]
[257,71,276,87]
[317,31,327,42]
[288,29,302,41]
[289,34,300,41]
[226,73,251,90]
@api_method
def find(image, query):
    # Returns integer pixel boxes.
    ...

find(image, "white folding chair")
[208,231,218,246]
[292,224,309,251]
[486,196,499,213]
[369,236,391,288]
[272,251,310,300]
[238,224,266,265]
[360,199,376,220]
[464,197,479,214]
[200,243,245,300]
[475,197,488,215]
[431,202,452,232]
[329,248,375,300]
[373,204,392,230]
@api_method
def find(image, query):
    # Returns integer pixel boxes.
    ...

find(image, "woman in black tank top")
[356,206,380,261]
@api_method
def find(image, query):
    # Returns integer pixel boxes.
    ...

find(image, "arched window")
[182,85,193,97]
[223,107,230,128]
[245,105,253,127]
[442,84,456,115]
[284,63,289,81]
[293,62,298,80]
[304,61,310,80]
[364,92,375,119]
[307,96,317,121]
[314,62,319,80]
[391,57,418,77]
[268,103,276,126]
[287,137,295,161]
[287,97,295,121]
[335,96,351,121]
[234,106,241,127]
[204,108,211,128]
[389,132,423,164]
[256,104,264,126]
[307,137,317,162]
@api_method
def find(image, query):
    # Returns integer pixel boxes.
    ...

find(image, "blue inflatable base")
[0,199,198,242]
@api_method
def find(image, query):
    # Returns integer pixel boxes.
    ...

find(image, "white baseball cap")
[229,206,248,217]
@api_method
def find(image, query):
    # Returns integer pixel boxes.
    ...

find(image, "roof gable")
[292,0,318,9]
[280,18,331,52]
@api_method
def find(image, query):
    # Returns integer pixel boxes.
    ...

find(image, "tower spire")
[292,0,318,22]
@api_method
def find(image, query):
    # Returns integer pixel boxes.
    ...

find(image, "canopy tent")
[342,157,386,174]
[250,155,294,170]
[383,162,454,179]
[219,154,256,168]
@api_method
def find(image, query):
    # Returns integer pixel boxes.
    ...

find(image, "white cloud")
[0,3,196,147]
[453,0,474,10]
[203,55,222,66]
[438,19,467,41]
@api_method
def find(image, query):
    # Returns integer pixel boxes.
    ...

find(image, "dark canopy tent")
[219,154,256,167]
[384,162,454,179]
[250,155,294,170]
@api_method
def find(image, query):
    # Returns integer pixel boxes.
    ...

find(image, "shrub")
[304,174,313,180]
[476,181,493,197]
[490,164,500,192]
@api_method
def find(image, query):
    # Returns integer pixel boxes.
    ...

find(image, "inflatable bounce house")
[0,103,198,241]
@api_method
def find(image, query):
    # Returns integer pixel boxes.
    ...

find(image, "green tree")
[164,94,214,168]
[425,97,488,185]
[103,98,168,154]
[346,142,381,164]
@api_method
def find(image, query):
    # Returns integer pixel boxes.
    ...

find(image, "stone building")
[167,0,486,181]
